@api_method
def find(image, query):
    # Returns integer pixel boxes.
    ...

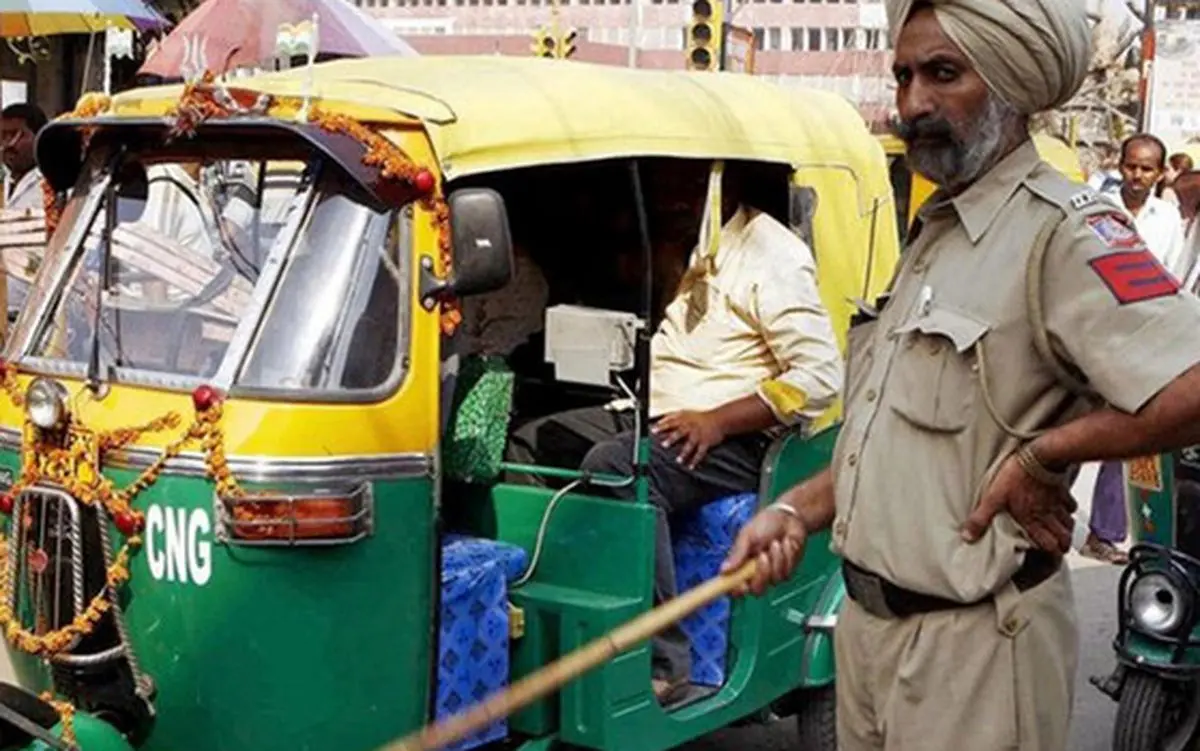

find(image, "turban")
[886,0,1094,115]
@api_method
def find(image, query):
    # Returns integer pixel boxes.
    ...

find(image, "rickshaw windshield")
[18,143,409,397]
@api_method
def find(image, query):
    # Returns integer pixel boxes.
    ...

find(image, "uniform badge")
[1088,249,1180,305]
[1085,213,1144,250]
[1069,191,1096,210]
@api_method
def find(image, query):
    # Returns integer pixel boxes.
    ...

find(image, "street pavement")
[0,466,1124,749]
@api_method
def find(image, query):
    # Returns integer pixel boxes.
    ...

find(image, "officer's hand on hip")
[721,507,806,597]
[961,453,1077,555]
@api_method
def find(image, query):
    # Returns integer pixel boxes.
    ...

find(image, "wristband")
[1014,443,1069,487]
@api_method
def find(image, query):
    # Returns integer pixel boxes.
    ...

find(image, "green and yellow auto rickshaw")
[0,55,898,751]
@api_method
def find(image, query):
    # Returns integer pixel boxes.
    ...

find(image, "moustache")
[891,115,959,146]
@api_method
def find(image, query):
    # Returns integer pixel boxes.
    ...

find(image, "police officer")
[722,1,1200,749]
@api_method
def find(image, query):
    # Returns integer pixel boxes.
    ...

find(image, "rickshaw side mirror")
[446,188,514,298]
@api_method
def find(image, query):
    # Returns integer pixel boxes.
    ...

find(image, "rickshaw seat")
[443,356,517,484]
[672,492,758,687]
[437,534,529,751]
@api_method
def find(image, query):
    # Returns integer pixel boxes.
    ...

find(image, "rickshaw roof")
[108,55,887,181]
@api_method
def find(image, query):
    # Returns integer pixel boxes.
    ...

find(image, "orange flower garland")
[40,92,113,239]
[0,381,249,661]
[308,106,461,335]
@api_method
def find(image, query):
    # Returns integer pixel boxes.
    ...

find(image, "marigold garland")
[40,692,76,746]
[0,383,251,662]
[39,92,113,240]
[309,105,461,335]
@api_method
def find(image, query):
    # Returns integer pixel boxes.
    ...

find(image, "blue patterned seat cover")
[437,536,529,751]
[672,492,758,687]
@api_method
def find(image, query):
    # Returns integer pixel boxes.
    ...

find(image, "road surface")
[0,466,1125,749]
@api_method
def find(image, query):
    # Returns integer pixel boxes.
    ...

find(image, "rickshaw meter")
[25,378,70,431]
[1129,572,1187,635]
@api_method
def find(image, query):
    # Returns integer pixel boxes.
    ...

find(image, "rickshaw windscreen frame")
[35,117,421,215]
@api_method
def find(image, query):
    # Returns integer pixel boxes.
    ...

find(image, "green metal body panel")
[26,714,135,751]
[446,425,841,751]
[1118,630,1200,669]
[2,423,840,751]
[1,451,438,751]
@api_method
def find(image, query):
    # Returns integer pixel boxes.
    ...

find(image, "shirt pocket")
[889,306,989,433]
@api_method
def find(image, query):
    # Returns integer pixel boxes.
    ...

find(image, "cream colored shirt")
[833,140,1200,602]
[650,206,842,426]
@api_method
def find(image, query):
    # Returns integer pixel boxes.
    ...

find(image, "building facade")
[352,0,893,124]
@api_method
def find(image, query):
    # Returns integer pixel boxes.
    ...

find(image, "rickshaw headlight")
[25,378,69,431]
[1130,572,1188,635]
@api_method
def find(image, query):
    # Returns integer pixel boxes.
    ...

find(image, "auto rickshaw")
[878,131,1086,241]
[0,55,898,751]
[1090,451,1200,751]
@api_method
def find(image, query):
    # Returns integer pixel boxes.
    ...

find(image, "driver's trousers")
[506,406,768,684]
[836,568,1077,751]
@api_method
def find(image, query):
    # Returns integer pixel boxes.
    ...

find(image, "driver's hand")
[721,506,807,597]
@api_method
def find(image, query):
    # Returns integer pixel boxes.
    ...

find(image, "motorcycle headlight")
[1130,572,1189,635]
[25,378,69,431]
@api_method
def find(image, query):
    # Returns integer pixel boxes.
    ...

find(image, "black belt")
[842,550,1061,620]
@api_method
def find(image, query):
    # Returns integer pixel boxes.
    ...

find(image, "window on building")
[825,27,839,51]
[753,26,765,49]
[768,27,782,49]
[807,27,821,51]
[865,28,881,49]
[790,27,804,50]
[843,28,856,48]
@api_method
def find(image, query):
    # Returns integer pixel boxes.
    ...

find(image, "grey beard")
[906,93,1019,193]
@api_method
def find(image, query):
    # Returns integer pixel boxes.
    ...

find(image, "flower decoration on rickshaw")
[5,74,462,739]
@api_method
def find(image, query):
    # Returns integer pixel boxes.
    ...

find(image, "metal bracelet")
[1015,444,1068,487]
[768,501,802,520]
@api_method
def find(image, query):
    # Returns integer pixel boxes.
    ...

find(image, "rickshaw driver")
[723,1,1200,749]
[508,160,844,704]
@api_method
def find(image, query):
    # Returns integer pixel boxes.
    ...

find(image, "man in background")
[1102,134,1186,278]
[1,103,47,211]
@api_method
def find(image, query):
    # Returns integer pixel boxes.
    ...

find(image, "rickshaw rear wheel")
[1113,671,1200,751]
[793,685,837,751]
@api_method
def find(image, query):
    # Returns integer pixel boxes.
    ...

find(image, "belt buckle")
[847,567,897,619]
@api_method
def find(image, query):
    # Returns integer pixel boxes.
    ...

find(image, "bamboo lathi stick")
[378,560,760,751]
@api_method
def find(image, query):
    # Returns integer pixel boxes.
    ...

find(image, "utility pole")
[627,0,641,68]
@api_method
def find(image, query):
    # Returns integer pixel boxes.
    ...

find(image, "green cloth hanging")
[443,355,517,483]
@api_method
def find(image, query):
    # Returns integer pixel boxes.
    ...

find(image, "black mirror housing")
[447,187,514,298]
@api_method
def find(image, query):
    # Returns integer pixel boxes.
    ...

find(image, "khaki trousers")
[835,569,1077,751]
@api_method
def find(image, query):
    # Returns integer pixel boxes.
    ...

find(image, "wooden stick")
[378,561,759,751]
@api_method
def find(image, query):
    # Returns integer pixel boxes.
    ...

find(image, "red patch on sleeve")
[1088,249,1180,304]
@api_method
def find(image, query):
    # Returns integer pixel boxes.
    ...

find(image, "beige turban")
[886,0,1093,115]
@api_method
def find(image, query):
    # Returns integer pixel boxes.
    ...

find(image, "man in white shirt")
[506,161,843,703]
[1,103,47,212]
[1101,134,1187,279]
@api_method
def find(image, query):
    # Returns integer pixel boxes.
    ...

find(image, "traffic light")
[562,27,578,59]
[686,0,724,71]
[531,26,557,58]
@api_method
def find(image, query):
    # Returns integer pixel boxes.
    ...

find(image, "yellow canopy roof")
[109,55,887,182]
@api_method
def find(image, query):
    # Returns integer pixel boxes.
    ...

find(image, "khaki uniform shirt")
[832,140,1200,602]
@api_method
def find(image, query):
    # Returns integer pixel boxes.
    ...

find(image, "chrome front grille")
[6,487,86,650]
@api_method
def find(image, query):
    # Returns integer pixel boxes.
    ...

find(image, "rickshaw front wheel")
[793,685,837,751]
[1114,671,1200,751]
